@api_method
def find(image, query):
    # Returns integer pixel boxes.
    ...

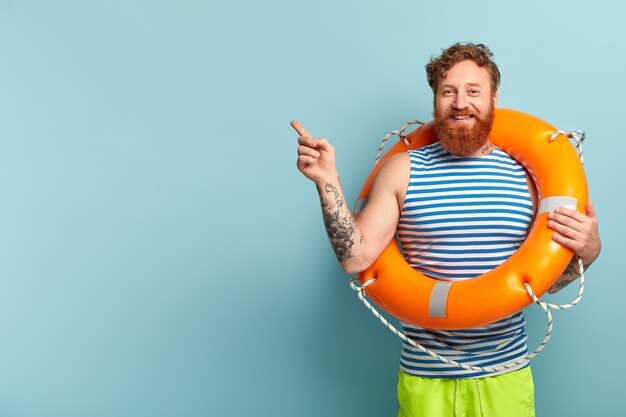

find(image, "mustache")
[444,110,481,119]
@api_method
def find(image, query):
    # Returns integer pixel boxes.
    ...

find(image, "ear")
[493,90,499,107]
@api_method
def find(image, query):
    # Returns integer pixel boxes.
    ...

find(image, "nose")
[453,93,468,110]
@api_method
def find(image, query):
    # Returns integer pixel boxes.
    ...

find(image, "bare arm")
[293,120,408,273]
[316,177,362,265]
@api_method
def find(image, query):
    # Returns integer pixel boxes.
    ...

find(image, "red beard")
[434,103,496,156]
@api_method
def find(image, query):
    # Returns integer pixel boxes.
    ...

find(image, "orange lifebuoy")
[355,108,587,330]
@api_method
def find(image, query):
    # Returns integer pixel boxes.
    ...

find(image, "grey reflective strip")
[429,281,454,318]
[353,197,368,214]
[537,196,578,215]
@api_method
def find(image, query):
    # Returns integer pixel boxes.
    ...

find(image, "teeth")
[452,115,471,120]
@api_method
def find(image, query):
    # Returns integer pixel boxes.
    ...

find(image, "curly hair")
[426,42,500,93]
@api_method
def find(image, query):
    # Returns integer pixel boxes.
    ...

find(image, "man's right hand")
[292,120,338,184]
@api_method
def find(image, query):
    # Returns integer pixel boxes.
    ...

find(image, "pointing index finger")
[291,120,312,138]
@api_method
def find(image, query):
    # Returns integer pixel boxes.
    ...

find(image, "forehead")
[438,60,492,89]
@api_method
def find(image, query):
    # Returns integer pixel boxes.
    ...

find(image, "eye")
[469,89,480,96]
[442,89,454,96]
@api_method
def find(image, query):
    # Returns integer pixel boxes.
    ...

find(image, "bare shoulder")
[376,152,411,179]
[371,152,411,203]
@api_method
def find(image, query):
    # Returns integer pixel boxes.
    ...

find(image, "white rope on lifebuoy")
[550,130,585,165]
[374,120,424,165]
[350,278,555,373]
[525,257,585,311]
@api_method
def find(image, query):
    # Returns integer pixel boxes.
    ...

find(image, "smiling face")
[434,60,499,157]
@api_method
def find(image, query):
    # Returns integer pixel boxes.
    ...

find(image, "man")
[293,42,601,416]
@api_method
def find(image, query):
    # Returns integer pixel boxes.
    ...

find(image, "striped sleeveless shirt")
[398,142,533,379]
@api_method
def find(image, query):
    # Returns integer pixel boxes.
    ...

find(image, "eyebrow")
[442,82,481,87]
[439,82,483,89]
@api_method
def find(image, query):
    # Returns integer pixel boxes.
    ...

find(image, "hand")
[292,120,338,184]
[548,200,601,264]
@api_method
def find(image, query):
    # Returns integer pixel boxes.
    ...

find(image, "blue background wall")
[0,1,622,416]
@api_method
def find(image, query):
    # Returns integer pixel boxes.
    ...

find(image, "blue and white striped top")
[398,142,534,379]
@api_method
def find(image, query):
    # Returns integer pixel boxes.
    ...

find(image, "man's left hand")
[548,200,601,264]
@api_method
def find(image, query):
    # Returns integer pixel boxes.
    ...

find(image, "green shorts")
[397,367,535,417]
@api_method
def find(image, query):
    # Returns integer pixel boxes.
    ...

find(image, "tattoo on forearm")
[320,182,358,262]
[562,256,580,277]
[549,256,587,293]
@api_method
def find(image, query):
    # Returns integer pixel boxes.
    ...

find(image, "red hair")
[426,42,501,93]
